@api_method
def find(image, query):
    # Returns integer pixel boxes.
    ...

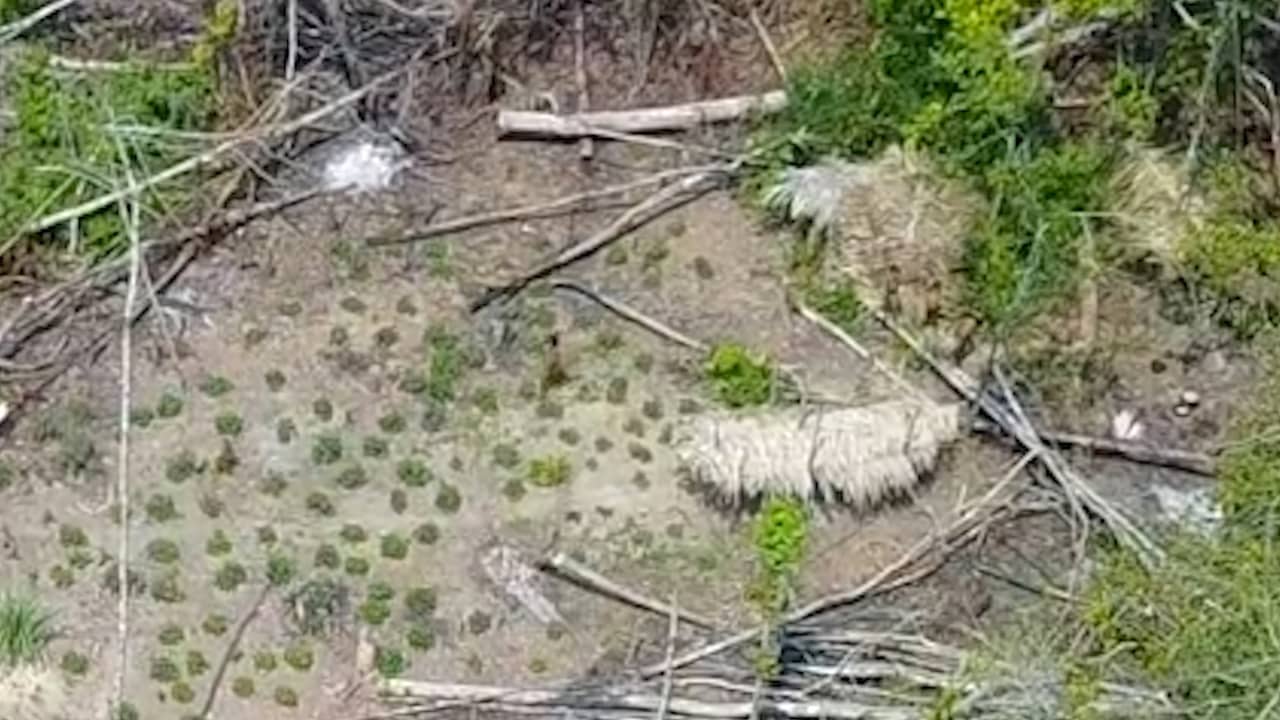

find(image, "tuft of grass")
[232,675,255,698]
[314,544,340,570]
[156,392,184,419]
[335,464,369,490]
[380,533,409,560]
[1179,212,1280,338]
[282,642,314,671]
[206,529,233,556]
[266,553,296,586]
[0,594,51,665]
[214,412,243,437]
[158,623,184,646]
[405,587,437,620]
[60,649,89,676]
[146,538,181,564]
[311,434,343,466]
[424,327,463,403]
[375,646,407,678]
[412,523,440,545]
[202,614,229,636]
[344,556,370,577]
[214,561,248,592]
[165,450,201,484]
[199,375,235,398]
[606,377,629,404]
[257,526,278,546]
[305,492,336,517]
[144,494,179,523]
[528,455,572,488]
[435,483,462,514]
[471,388,499,415]
[705,344,774,408]
[396,458,432,487]
[806,280,864,334]
[359,597,391,626]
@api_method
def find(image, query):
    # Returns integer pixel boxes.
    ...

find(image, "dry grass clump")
[1109,145,1205,268]
[675,399,962,507]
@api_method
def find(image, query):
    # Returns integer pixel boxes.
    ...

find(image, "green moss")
[231,676,255,698]
[58,524,88,548]
[156,393,184,419]
[705,344,773,408]
[340,524,368,544]
[380,534,409,560]
[528,455,572,488]
[335,464,368,490]
[412,523,440,545]
[375,646,407,678]
[396,458,432,487]
[150,655,180,683]
[282,642,314,671]
[60,650,89,676]
[492,443,521,469]
[158,623,185,646]
[359,598,391,626]
[266,553,296,586]
[144,494,178,523]
[215,412,243,437]
[254,650,278,673]
[199,375,234,398]
[275,418,297,445]
[202,614,229,636]
[344,556,370,577]
[206,529,233,556]
[311,434,343,465]
[378,412,407,434]
[362,435,389,458]
[273,686,299,707]
[305,492,336,517]
[198,493,225,519]
[314,544,340,570]
[165,450,201,484]
[214,561,247,592]
[407,623,435,651]
[265,369,287,392]
[185,649,210,677]
[405,586,437,619]
[435,483,462,514]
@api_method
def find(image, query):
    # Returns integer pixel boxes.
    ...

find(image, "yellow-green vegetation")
[1082,344,1280,718]
[528,454,572,488]
[705,344,774,407]
[746,497,808,678]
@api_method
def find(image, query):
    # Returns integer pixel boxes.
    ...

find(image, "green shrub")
[158,623,184,646]
[266,554,296,586]
[412,523,440,545]
[145,538,180,564]
[283,643,313,671]
[60,650,89,676]
[375,646,407,678]
[165,450,201,483]
[405,587,437,620]
[202,614,229,636]
[528,455,572,488]
[185,649,209,677]
[206,529,233,556]
[215,412,243,437]
[705,344,773,407]
[0,594,51,665]
[273,685,298,707]
[156,393,184,419]
[144,494,179,523]
[149,655,180,683]
[378,412,406,434]
[749,497,809,617]
[435,483,462,513]
[425,328,463,403]
[407,623,435,651]
[305,492,336,517]
[214,561,247,592]
[359,598,391,626]
[340,524,368,544]
[335,465,368,490]
[380,534,409,560]
[397,458,432,487]
[171,680,196,703]
[232,675,255,698]
[314,544,340,570]
[344,556,370,577]
[311,434,343,465]
[199,375,234,398]
[254,651,278,672]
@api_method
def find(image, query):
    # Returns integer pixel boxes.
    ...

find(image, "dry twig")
[497,92,787,138]
[542,552,715,630]
[0,0,78,44]
[198,584,272,718]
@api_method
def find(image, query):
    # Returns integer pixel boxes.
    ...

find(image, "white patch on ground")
[1152,484,1222,536]
[323,141,406,192]
[1110,409,1144,441]
[481,545,563,625]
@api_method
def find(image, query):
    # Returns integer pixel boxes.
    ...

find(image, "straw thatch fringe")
[674,400,963,508]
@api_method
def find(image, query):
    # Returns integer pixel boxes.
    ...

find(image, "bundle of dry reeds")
[674,399,963,507]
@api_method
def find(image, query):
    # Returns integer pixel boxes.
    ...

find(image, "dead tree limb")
[469,166,733,312]
[497,92,787,139]
[542,552,715,630]
[970,419,1216,476]
[366,166,722,247]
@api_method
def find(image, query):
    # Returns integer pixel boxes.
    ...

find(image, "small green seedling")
[412,523,439,545]
[305,492,336,517]
[705,344,774,408]
[199,375,234,398]
[165,451,201,484]
[435,484,462,513]
[202,614,229,636]
[397,459,432,487]
[156,393,184,419]
[214,561,247,592]
[214,412,243,437]
[158,623,184,646]
[311,434,343,465]
[340,524,368,544]
[380,534,409,560]
[335,465,368,490]
[283,642,313,671]
[528,455,572,488]
[144,494,178,523]
[206,530,233,556]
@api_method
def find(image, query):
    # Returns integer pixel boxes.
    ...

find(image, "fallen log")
[498,91,788,139]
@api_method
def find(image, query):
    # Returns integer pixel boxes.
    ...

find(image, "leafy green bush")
[749,497,809,617]
[705,344,774,408]
[528,455,572,488]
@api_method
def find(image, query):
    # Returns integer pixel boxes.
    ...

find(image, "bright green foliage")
[0,594,51,665]
[425,327,463,403]
[749,497,809,616]
[806,281,864,334]
[527,455,572,488]
[705,344,773,408]
[1104,63,1157,140]
[1,49,216,265]
[1179,215,1280,337]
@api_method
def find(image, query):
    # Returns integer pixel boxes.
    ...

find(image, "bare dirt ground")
[0,4,1254,719]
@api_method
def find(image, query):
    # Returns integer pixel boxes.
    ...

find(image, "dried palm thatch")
[1110,145,1205,268]
[674,400,963,508]
[763,146,979,325]
[0,664,72,720]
